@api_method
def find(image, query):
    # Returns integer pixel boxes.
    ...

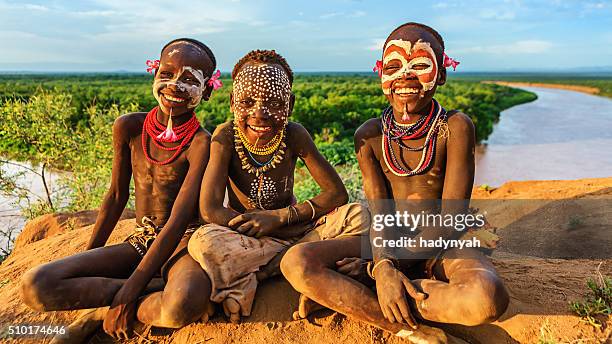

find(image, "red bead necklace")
[141,107,200,165]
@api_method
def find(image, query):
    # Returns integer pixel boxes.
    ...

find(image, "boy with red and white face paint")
[281,23,508,342]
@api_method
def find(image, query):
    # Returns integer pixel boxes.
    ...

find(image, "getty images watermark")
[371,210,487,251]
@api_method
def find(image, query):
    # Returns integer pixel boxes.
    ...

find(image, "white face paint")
[152,66,209,109]
[381,39,439,95]
[232,64,291,124]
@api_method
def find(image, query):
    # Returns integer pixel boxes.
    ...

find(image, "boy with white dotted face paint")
[188,50,371,323]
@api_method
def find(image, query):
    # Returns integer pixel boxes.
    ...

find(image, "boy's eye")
[269,100,283,108]
[413,63,431,70]
[184,77,200,85]
[159,71,173,78]
[239,99,254,106]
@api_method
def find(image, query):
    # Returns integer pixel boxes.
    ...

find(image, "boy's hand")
[336,257,368,279]
[103,299,137,340]
[373,262,426,329]
[228,209,285,238]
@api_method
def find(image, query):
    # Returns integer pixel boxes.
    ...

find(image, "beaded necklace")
[235,124,284,156]
[234,123,287,209]
[381,99,447,177]
[233,124,286,177]
[141,107,200,165]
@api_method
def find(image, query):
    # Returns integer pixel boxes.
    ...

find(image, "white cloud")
[320,12,341,19]
[454,40,554,54]
[479,8,516,20]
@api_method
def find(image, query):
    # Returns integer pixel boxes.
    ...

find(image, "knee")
[462,273,509,325]
[280,244,323,292]
[160,281,208,328]
[21,265,57,312]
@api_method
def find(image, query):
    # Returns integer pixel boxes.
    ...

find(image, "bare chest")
[373,134,447,199]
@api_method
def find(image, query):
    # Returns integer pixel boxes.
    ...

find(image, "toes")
[292,310,302,321]
[223,298,241,324]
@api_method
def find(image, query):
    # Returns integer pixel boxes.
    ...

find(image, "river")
[475,87,612,186]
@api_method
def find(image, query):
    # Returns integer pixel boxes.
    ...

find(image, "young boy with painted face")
[281,23,509,342]
[22,38,219,340]
[190,49,370,323]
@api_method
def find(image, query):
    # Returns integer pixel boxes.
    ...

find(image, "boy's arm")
[111,131,211,304]
[289,122,348,221]
[200,124,241,226]
[354,121,396,262]
[86,115,133,250]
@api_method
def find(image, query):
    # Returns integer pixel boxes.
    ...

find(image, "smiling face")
[152,41,214,116]
[381,27,445,119]
[231,61,293,143]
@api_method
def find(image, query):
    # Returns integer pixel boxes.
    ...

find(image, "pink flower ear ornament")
[146,59,160,74]
[208,70,223,90]
[443,53,460,71]
[373,60,383,77]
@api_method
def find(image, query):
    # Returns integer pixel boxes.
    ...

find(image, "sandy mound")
[13,209,135,253]
[2,177,612,343]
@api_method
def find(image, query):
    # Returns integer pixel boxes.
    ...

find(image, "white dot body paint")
[381,39,438,95]
[152,65,209,109]
[232,64,291,124]
[248,175,278,209]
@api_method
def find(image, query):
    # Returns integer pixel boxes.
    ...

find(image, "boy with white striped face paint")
[381,34,446,121]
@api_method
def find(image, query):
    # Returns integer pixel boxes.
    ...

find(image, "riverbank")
[2,177,611,343]
[475,86,612,187]
[483,80,600,96]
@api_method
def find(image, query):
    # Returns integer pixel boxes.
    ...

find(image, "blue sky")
[0,0,611,72]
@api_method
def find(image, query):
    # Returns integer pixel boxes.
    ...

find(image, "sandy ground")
[482,81,601,95]
[1,177,611,343]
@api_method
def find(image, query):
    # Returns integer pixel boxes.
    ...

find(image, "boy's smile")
[232,62,292,144]
[381,28,445,121]
[153,42,214,117]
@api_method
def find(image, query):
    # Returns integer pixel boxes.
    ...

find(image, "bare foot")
[396,324,448,344]
[200,301,216,323]
[292,294,327,320]
[50,307,109,344]
[222,298,241,324]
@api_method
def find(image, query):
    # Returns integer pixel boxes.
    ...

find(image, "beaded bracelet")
[305,199,316,220]
[369,258,395,280]
[286,205,293,226]
[289,205,299,225]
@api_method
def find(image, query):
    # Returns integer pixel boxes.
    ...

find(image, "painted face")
[381,39,438,96]
[232,63,292,141]
[152,42,212,115]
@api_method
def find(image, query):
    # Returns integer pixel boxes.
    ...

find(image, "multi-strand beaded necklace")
[234,123,287,209]
[141,107,200,165]
[381,99,447,177]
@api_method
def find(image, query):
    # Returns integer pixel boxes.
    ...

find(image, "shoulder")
[211,121,234,146]
[191,127,212,147]
[286,121,312,142]
[354,118,382,143]
[446,111,475,139]
[112,112,146,139]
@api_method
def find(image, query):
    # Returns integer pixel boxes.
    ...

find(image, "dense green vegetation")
[454,72,612,98]
[0,73,536,220]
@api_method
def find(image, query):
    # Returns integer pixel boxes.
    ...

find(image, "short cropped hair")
[162,38,217,70]
[231,49,293,85]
